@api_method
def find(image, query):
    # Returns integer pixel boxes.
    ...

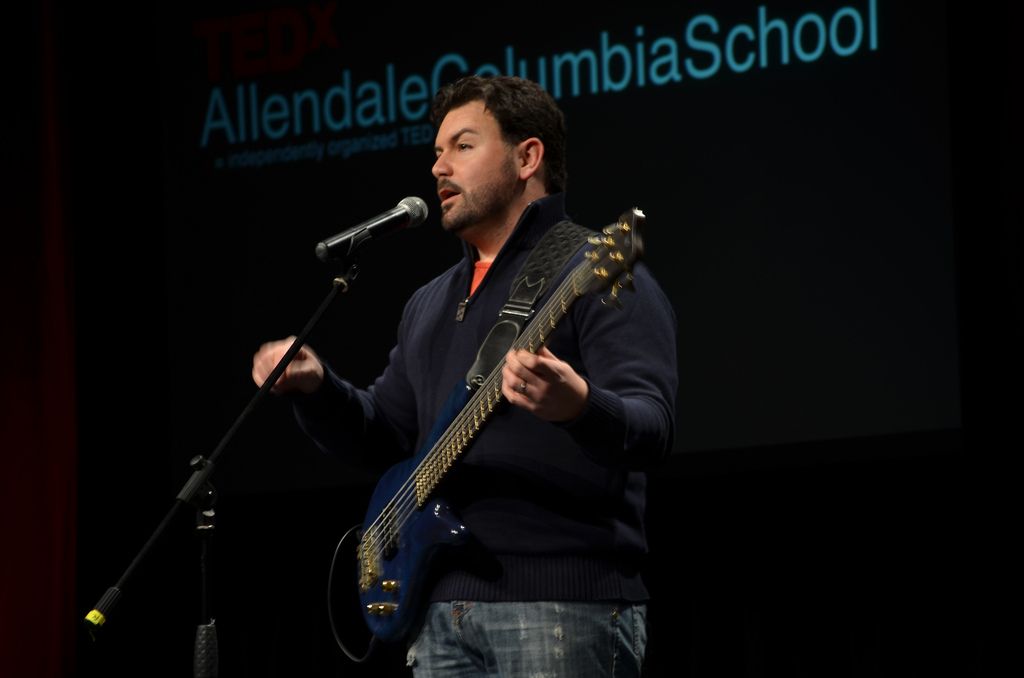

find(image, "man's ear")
[516,137,545,182]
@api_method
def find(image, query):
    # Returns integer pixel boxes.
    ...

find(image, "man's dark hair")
[430,75,567,194]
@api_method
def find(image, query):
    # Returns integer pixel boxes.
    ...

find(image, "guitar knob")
[366,602,399,616]
[381,580,401,592]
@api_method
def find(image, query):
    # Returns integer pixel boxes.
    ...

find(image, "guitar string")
[359,265,587,557]
[359,238,622,558]
[358,263,589,558]
[360,229,630,559]
[361,279,577,557]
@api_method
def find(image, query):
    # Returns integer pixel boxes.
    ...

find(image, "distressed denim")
[407,601,647,677]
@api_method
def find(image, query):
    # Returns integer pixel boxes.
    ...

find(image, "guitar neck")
[411,257,593,506]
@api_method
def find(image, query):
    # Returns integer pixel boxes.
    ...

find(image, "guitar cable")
[327,523,378,663]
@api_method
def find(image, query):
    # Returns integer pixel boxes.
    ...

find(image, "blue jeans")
[407,601,647,677]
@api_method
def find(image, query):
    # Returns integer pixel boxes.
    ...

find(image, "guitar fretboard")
[359,219,637,574]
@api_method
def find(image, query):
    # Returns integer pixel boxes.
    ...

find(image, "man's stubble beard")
[440,158,520,235]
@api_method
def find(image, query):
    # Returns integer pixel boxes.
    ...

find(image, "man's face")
[432,100,519,234]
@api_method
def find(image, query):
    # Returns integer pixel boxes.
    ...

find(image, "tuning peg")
[601,278,625,309]
[601,292,623,309]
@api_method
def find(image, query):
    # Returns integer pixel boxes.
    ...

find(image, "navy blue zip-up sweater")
[295,193,677,602]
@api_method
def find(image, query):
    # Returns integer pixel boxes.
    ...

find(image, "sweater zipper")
[456,261,486,322]
[457,209,527,322]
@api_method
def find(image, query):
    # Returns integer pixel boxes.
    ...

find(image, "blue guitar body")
[356,383,473,642]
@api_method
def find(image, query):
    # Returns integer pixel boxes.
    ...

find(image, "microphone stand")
[193,461,217,678]
[84,261,360,678]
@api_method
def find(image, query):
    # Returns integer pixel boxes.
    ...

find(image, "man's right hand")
[252,336,325,394]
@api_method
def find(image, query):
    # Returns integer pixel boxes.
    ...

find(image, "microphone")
[315,196,428,261]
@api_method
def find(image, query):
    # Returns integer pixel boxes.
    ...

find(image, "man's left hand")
[502,347,588,422]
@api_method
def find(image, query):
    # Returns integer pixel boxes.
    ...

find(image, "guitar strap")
[464,220,593,388]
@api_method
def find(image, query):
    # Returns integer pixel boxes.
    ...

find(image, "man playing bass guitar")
[252,75,677,678]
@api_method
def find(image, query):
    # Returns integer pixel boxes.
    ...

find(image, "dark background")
[157,1,962,475]
[3,1,1018,676]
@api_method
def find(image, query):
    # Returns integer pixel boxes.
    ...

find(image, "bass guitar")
[353,207,645,643]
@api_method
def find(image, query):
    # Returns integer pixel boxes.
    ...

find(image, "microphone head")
[399,196,429,227]
[315,196,429,263]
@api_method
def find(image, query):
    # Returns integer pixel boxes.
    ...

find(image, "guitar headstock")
[583,207,645,307]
